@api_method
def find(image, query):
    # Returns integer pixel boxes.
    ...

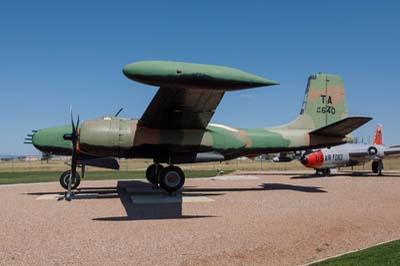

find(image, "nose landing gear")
[316,168,331,176]
[60,170,81,190]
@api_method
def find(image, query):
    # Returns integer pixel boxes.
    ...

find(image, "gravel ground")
[1,172,400,266]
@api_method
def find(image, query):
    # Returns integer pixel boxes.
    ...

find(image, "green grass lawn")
[0,170,233,185]
[311,240,400,266]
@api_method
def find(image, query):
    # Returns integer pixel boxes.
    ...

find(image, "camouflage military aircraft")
[29,61,371,200]
[300,124,400,175]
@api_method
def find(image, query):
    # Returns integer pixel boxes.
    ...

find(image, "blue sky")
[1,1,399,155]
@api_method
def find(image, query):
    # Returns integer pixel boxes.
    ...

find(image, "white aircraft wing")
[384,146,400,157]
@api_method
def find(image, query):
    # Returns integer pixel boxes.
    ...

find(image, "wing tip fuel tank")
[123,60,279,90]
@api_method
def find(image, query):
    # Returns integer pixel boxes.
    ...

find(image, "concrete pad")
[130,194,215,204]
[36,194,64,200]
[211,175,259,180]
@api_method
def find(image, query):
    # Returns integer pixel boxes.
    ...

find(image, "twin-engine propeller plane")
[300,124,400,176]
[30,61,371,200]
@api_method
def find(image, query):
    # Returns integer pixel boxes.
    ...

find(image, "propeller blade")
[65,109,81,202]
[115,107,123,117]
[71,112,76,134]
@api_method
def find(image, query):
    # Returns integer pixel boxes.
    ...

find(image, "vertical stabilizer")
[284,73,348,130]
[373,124,383,145]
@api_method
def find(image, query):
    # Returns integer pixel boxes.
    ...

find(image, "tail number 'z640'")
[317,95,336,114]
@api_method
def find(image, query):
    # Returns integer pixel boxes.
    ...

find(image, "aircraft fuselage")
[32,116,348,163]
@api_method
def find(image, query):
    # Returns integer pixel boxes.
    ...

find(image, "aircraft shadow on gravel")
[93,181,326,221]
[290,174,337,179]
[27,180,326,221]
[290,172,400,179]
[174,183,326,193]
[94,180,219,221]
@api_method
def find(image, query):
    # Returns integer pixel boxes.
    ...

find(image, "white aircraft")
[300,125,400,175]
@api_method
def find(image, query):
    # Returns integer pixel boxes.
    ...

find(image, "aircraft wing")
[123,61,278,129]
[348,145,400,159]
[348,150,369,158]
[138,87,225,129]
[384,146,400,157]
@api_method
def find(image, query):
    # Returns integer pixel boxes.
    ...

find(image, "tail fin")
[373,124,383,145]
[285,73,348,130]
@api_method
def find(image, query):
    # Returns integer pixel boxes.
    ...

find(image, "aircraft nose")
[31,125,73,154]
[301,151,324,168]
[32,129,47,150]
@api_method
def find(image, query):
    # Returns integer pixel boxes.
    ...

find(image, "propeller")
[299,149,313,165]
[63,111,80,201]
[114,107,124,117]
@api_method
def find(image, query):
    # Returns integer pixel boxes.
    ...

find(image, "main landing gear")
[372,160,384,176]
[316,168,331,176]
[146,163,185,193]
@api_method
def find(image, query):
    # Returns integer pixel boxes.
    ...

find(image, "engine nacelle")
[367,145,385,159]
[79,117,136,157]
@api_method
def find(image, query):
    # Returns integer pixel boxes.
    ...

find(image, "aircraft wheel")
[146,164,164,184]
[372,161,379,173]
[159,166,185,193]
[60,170,81,190]
[324,169,331,176]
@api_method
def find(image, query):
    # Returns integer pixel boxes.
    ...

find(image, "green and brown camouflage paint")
[32,62,369,164]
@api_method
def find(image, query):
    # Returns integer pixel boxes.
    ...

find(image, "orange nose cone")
[303,151,324,168]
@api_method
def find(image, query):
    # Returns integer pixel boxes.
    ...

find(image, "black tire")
[159,166,185,193]
[372,161,379,173]
[146,164,164,184]
[60,170,81,190]
[324,169,331,176]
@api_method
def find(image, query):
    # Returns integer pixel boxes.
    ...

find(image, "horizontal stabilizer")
[310,116,372,137]
[81,157,120,170]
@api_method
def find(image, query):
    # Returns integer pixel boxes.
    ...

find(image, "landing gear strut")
[145,164,185,193]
